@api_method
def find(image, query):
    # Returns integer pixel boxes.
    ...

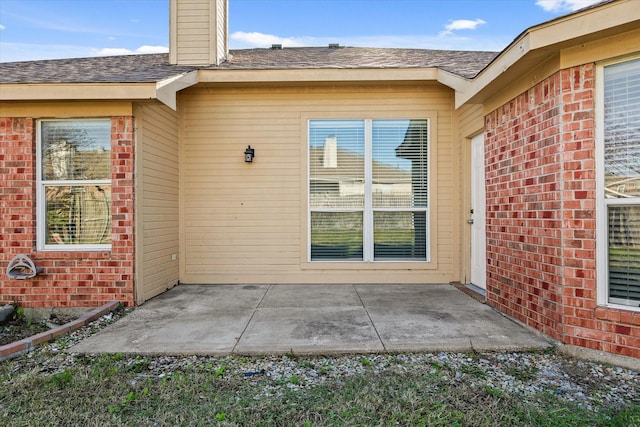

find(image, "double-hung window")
[308,119,429,262]
[37,119,112,250]
[599,57,640,308]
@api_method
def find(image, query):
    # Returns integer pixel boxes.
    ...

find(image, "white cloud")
[91,45,168,56]
[439,19,487,37]
[0,24,6,30]
[444,19,487,32]
[438,18,487,37]
[135,45,169,54]
[0,42,170,62]
[535,0,603,12]
[228,31,509,53]
[230,31,307,48]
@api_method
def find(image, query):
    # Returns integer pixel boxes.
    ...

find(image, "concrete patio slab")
[367,306,543,352]
[259,284,363,308]
[354,283,470,308]
[236,307,383,354]
[72,284,268,354]
[71,283,551,356]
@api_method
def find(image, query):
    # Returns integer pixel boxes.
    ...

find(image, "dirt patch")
[0,315,76,346]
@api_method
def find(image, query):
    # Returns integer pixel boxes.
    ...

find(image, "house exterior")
[1,0,639,360]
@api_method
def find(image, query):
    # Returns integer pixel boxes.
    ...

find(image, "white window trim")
[595,55,640,311]
[36,119,112,252]
[306,118,430,263]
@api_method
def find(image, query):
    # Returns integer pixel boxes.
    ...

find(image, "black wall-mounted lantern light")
[244,145,255,163]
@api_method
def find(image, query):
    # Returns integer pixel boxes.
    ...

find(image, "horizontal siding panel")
[138,103,180,302]
[143,149,178,166]
[143,181,179,194]
[143,244,179,258]
[184,180,299,190]
[186,211,299,221]
[181,271,456,285]
[181,84,457,284]
[185,240,300,250]
[185,218,299,227]
[184,196,300,205]
[176,32,213,41]
[143,233,179,245]
[144,218,180,230]
[177,9,209,15]
[142,198,180,208]
[176,49,210,57]
[185,200,300,209]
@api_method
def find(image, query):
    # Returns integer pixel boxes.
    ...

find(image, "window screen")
[39,120,112,248]
[604,58,640,306]
[309,119,428,262]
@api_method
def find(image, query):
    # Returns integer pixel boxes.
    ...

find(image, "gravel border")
[4,308,638,413]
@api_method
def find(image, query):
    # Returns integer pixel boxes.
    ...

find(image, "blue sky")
[0,0,603,62]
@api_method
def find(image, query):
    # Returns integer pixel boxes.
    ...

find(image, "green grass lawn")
[1,351,638,426]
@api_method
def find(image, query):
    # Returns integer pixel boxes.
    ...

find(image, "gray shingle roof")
[215,47,498,79]
[0,54,195,84]
[0,47,498,84]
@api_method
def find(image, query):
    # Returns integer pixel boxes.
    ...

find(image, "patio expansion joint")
[353,284,387,351]
[231,284,272,354]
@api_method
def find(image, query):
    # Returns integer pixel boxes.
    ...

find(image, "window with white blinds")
[37,119,112,250]
[309,119,429,262]
[603,57,640,307]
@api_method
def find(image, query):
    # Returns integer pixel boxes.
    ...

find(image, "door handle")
[467,219,474,224]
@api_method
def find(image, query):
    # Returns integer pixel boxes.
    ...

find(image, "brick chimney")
[169,0,229,65]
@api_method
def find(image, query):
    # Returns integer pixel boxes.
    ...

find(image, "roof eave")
[0,66,473,108]
[195,67,442,83]
[156,71,199,110]
[436,69,472,97]
[0,82,158,102]
[456,0,640,109]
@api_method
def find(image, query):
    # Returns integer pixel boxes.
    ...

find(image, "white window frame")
[596,54,640,311]
[307,118,430,263]
[36,119,112,251]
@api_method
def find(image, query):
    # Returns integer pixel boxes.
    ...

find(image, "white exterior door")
[470,134,486,289]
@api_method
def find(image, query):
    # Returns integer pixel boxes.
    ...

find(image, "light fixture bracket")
[244,145,255,163]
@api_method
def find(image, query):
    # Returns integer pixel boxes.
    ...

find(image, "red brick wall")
[485,71,565,340]
[0,116,135,308]
[485,64,640,358]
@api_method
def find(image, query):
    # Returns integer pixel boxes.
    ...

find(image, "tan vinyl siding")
[177,0,210,65]
[170,0,227,65]
[135,103,180,303]
[457,104,484,140]
[179,84,460,284]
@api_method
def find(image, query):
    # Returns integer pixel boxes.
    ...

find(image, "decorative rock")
[0,305,15,323]
[2,307,639,412]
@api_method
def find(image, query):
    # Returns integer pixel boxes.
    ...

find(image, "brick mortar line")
[0,301,120,362]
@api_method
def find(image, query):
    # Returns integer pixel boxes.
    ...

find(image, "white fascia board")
[156,71,199,110]
[0,83,157,102]
[455,0,639,109]
[196,68,441,83]
[455,34,531,109]
[528,0,639,50]
[155,67,467,108]
[436,69,472,104]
